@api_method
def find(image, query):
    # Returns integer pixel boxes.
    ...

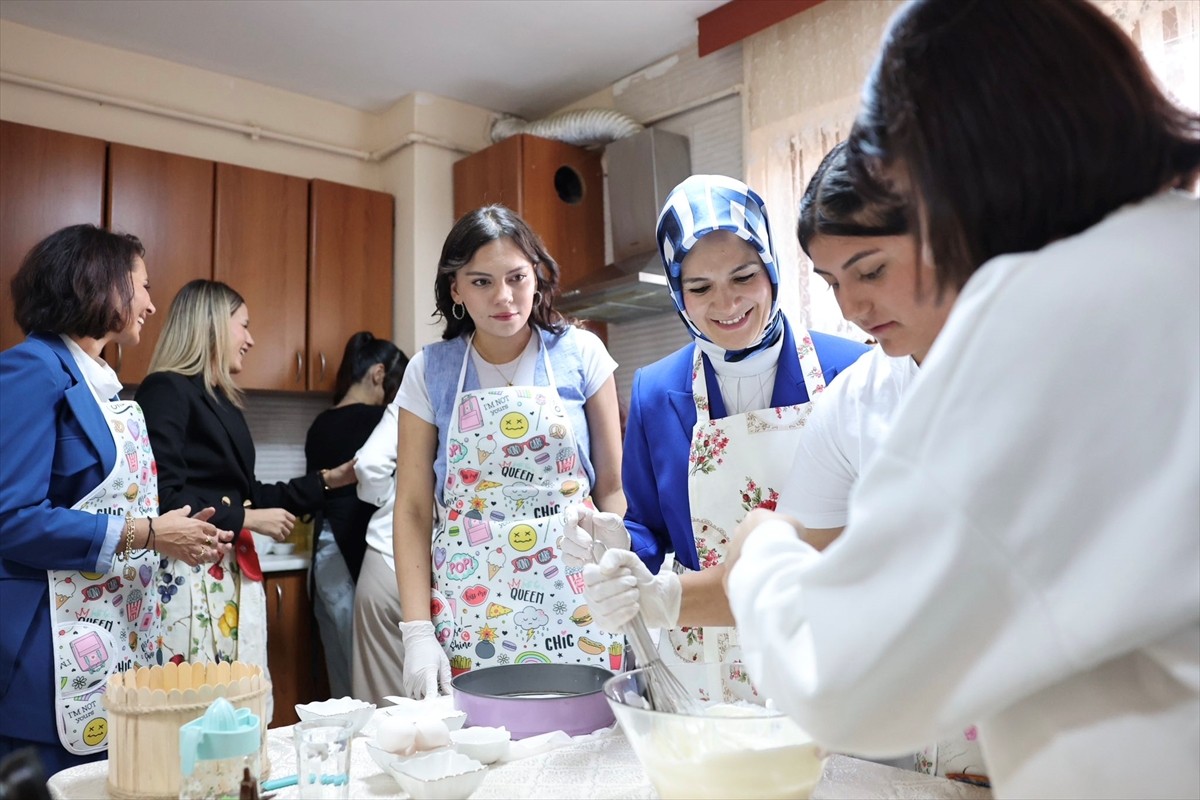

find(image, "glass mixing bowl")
[604,662,823,800]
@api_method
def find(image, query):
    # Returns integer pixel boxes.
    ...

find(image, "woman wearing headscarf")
[567,175,867,693]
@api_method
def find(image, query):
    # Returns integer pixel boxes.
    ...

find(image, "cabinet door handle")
[295,351,304,384]
[319,352,326,382]
[276,583,283,613]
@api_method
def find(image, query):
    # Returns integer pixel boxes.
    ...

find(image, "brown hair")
[11,224,145,338]
[796,140,909,255]
[434,205,566,340]
[849,0,1200,293]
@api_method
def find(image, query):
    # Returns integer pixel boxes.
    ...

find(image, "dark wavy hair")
[849,0,1200,293]
[332,330,409,405]
[797,140,909,255]
[11,224,145,338]
[434,205,566,340]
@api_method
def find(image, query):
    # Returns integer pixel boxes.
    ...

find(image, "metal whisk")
[591,540,701,715]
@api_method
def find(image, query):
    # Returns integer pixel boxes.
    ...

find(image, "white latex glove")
[581,549,681,631]
[398,620,451,699]
[561,505,631,568]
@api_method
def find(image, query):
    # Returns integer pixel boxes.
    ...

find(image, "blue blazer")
[624,319,869,572]
[0,334,120,747]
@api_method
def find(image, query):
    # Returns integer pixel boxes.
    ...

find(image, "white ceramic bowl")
[365,740,452,772]
[387,750,487,800]
[382,696,467,731]
[251,531,275,555]
[449,726,510,765]
[294,697,375,736]
[271,542,296,556]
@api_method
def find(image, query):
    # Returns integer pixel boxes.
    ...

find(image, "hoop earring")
[532,291,542,306]
[451,302,465,321]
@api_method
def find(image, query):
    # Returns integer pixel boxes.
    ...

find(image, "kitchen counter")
[259,553,310,573]
[48,709,991,800]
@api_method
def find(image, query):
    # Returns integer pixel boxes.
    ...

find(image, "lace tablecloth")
[48,716,991,800]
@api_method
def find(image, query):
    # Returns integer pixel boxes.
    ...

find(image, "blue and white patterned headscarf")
[655,175,783,362]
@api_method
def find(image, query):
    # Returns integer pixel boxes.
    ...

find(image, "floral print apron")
[47,400,160,754]
[429,335,623,675]
[661,332,826,702]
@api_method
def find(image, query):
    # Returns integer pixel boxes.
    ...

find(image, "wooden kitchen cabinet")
[453,134,604,294]
[214,164,309,391]
[307,179,394,393]
[106,144,214,383]
[264,569,328,727]
[0,122,106,352]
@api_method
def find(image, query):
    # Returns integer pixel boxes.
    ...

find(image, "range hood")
[558,128,691,323]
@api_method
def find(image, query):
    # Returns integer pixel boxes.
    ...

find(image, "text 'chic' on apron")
[428,335,623,674]
[48,400,160,754]
[662,331,826,702]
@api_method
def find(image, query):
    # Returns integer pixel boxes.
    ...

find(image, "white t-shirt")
[781,345,919,529]
[728,191,1200,799]
[397,328,616,424]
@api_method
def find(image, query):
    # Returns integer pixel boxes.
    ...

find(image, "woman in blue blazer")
[566,176,867,682]
[0,226,228,776]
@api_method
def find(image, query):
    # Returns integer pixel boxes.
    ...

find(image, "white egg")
[413,718,450,751]
[377,716,417,754]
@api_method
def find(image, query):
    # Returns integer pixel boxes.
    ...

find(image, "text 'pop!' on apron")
[662,331,826,702]
[47,400,160,754]
[428,335,623,675]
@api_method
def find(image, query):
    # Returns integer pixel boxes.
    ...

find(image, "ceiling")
[0,0,727,119]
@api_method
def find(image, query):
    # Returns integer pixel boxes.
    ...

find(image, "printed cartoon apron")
[429,336,623,675]
[660,331,826,703]
[47,400,160,754]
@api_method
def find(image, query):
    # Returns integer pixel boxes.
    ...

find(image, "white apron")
[661,332,826,702]
[429,336,623,674]
[47,400,160,754]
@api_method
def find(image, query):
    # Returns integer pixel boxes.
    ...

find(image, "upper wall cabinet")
[106,144,214,383]
[453,134,604,294]
[307,180,394,394]
[0,122,106,352]
[214,163,309,392]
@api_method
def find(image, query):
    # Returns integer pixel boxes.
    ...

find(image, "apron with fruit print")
[429,335,624,676]
[47,400,160,754]
[660,331,826,703]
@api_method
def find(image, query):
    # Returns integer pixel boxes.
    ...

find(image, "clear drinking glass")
[293,719,354,800]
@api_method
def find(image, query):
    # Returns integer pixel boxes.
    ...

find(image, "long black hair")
[332,331,408,405]
[433,205,566,340]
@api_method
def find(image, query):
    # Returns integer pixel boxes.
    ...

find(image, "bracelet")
[144,517,156,554]
[119,512,136,561]
[319,469,332,491]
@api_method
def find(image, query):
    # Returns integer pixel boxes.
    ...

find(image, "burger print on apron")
[47,399,160,754]
[430,335,622,675]
[661,332,826,702]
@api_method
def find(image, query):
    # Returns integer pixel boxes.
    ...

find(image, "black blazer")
[136,371,324,532]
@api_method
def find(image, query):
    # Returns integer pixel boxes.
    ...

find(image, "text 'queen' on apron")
[48,400,160,754]
[661,331,826,702]
[428,335,623,675]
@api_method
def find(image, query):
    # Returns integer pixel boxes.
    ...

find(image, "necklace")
[477,344,525,386]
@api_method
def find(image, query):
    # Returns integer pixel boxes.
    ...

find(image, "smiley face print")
[508,524,538,552]
[83,716,108,746]
[500,412,530,439]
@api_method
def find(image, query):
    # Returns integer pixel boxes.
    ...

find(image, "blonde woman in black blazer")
[136,280,355,708]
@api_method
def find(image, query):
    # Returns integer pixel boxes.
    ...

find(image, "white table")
[49,718,991,800]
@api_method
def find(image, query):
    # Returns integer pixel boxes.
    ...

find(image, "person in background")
[564,175,868,697]
[0,226,227,775]
[304,331,407,700]
[136,280,356,717]
[726,1,1200,797]
[393,205,625,698]
[350,385,406,705]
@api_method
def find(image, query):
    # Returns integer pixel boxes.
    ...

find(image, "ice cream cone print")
[487,548,504,579]
[55,577,76,609]
[478,435,497,464]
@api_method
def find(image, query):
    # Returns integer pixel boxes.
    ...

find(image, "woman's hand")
[322,458,358,490]
[244,507,296,541]
[154,505,233,567]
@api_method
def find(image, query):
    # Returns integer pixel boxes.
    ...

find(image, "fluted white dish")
[387,750,487,800]
[294,697,375,736]
[448,726,510,765]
